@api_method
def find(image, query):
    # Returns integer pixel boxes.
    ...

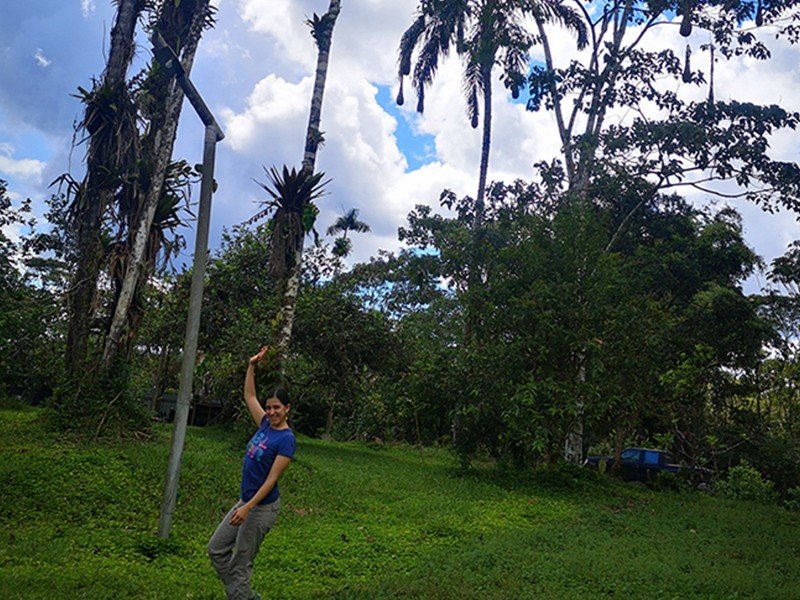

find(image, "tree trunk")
[102,1,211,365]
[455,64,493,458]
[274,0,341,365]
[301,0,341,175]
[66,0,141,372]
[150,346,172,412]
[564,359,586,464]
[275,259,302,361]
[474,63,492,230]
[612,424,626,470]
[463,64,493,342]
[559,3,636,460]
[325,401,335,437]
[451,64,492,460]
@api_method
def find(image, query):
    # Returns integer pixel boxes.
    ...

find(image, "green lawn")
[1,408,798,599]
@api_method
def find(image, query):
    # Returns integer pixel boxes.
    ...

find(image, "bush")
[783,487,800,512]
[529,461,604,492]
[47,357,149,437]
[716,461,777,504]
[0,385,25,410]
[650,470,691,493]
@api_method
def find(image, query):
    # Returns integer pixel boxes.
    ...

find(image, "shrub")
[530,461,603,492]
[47,357,149,437]
[716,460,777,504]
[650,470,690,493]
[783,487,800,512]
[0,385,25,410]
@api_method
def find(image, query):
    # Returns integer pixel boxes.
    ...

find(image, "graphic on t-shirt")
[246,430,269,462]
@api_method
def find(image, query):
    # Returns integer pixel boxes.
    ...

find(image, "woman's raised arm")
[243,346,268,426]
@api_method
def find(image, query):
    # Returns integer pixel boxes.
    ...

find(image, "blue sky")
[375,85,436,171]
[1,1,118,201]
[1,0,799,292]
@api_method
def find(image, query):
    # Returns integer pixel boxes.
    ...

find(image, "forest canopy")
[1,0,799,498]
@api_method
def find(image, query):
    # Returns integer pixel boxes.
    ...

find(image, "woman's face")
[265,397,289,427]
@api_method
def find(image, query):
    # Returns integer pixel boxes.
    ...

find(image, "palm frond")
[398,14,426,77]
[327,208,371,236]
[550,2,588,50]
[462,58,482,128]
[412,28,445,95]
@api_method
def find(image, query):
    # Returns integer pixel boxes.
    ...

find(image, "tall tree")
[398,1,587,458]
[66,0,143,372]
[262,0,341,366]
[527,0,800,462]
[397,0,587,226]
[102,0,215,365]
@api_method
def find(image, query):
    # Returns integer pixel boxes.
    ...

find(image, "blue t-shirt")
[240,416,296,505]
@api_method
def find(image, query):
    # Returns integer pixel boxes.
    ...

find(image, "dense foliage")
[1,1,799,499]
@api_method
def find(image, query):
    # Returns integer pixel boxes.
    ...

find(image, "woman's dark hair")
[269,387,290,406]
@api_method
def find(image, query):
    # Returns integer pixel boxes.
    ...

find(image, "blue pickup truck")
[584,447,682,482]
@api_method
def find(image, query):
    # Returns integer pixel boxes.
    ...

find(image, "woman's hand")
[230,504,251,526]
[249,346,269,367]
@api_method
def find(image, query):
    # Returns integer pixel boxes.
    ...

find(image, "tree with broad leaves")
[526,0,800,463]
[397,0,588,455]
[397,175,770,469]
[753,241,800,438]
[0,181,63,406]
[528,0,800,210]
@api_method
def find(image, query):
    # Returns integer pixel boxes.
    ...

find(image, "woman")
[208,346,296,600]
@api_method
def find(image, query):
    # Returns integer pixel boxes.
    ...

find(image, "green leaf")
[302,202,319,233]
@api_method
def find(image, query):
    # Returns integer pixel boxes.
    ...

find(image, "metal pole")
[157,124,218,538]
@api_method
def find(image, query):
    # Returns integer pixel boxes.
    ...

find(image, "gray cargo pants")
[208,498,280,600]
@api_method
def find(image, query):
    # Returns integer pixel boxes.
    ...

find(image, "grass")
[1,408,799,599]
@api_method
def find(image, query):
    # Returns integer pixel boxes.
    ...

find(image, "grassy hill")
[1,408,798,599]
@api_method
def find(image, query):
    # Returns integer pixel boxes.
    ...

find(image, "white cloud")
[238,0,316,71]
[7,0,797,284]
[222,73,312,157]
[0,152,46,183]
[34,49,51,68]
[81,0,96,18]
[217,1,800,272]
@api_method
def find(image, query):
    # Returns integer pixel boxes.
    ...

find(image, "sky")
[1,0,799,293]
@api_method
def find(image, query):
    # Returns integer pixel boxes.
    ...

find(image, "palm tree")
[263,0,341,367]
[397,0,586,227]
[302,0,342,174]
[327,208,371,258]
